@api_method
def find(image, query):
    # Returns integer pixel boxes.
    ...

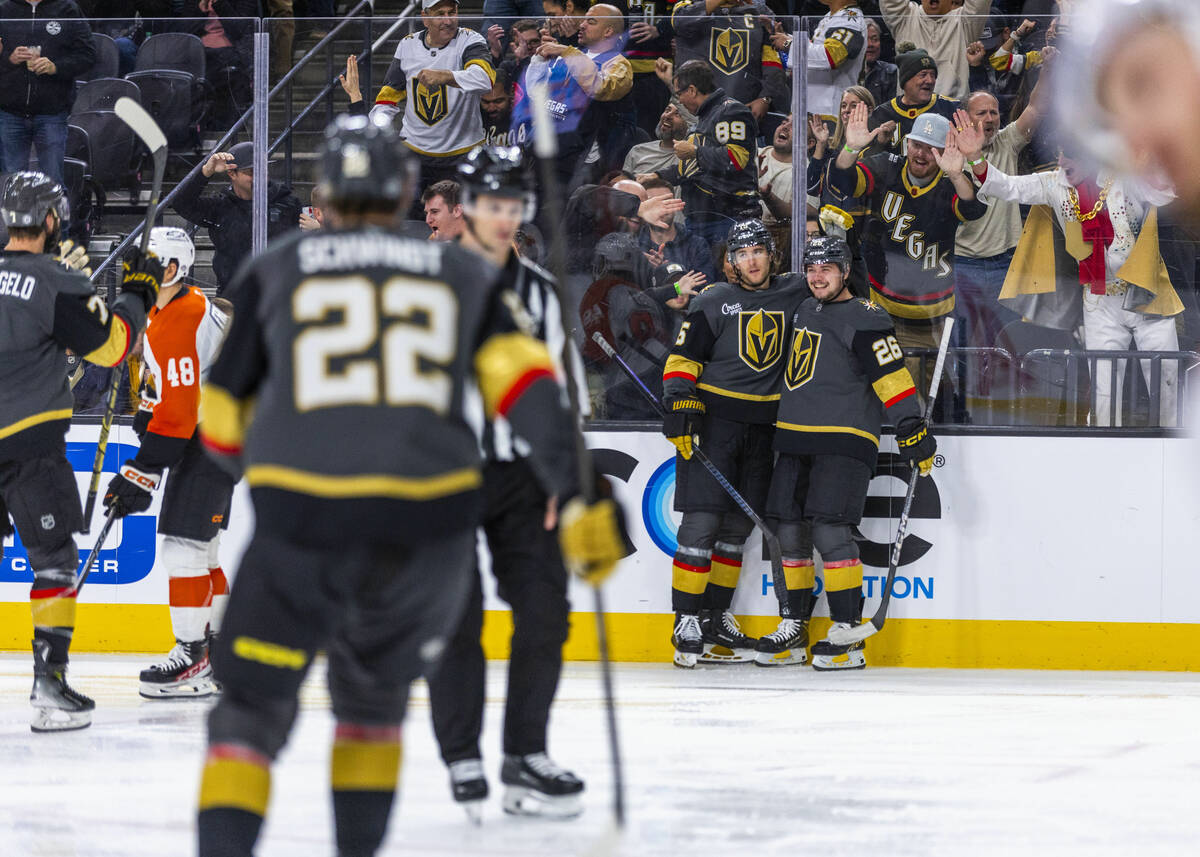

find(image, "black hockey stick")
[70,507,117,597]
[828,317,955,647]
[591,332,792,620]
[529,83,625,828]
[82,98,168,532]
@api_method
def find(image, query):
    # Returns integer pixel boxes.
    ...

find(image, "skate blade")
[501,786,582,819]
[699,644,756,664]
[31,708,92,733]
[460,800,484,825]
[753,648,808,667]
[811,651,866,671]
[673,650,699,668]
[139,679,216,699]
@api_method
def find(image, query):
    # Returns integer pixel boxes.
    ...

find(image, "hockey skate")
[698,608,757,664]
[753,618,809,667]
[448,758,488,824]
[500,752,584,819]
[30,639,94,733]
[811,623,866,671]
[139,640,217,699]
[671,613,703,668]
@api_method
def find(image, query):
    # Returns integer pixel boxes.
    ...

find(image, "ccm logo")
[120,467,159,489]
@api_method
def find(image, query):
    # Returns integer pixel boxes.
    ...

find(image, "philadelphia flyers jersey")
[671,1,784,106]
[663,274,810,424]
[829,150,986,319]
[369,27,495,157]
[141,286,229,445]
[200,227,574,547]
[775,296,922,466]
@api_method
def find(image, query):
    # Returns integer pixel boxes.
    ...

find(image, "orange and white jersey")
[141,287,230,439]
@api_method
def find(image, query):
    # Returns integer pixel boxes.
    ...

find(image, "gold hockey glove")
[896,418,937,476]
[558,492,633,586]
[662,396,704,459]
[55,239,92,276]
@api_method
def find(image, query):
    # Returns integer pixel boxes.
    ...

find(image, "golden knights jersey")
[868,93,959,153]
[662,275,809,424]
[671,1,785,105]
[830,150,986,319]
[806,5,867,118]
[370,27,496,157]
[775,296,922,466]
[200,227,570,547]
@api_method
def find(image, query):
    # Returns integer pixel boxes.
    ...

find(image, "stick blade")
[114,97,167,154]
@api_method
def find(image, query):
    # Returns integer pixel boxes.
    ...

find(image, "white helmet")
[147,226,195,287]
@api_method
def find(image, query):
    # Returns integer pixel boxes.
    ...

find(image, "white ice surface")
[2,654,1199,856]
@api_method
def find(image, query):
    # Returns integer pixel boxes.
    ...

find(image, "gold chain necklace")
[1067,178,1114,222]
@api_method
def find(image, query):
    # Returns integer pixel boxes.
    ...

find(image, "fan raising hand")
[932,131,966,174]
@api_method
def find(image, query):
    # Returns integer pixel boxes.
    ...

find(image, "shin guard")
[331,723,403,857]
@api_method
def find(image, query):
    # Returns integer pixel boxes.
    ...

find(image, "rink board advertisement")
[3,425,1200,669]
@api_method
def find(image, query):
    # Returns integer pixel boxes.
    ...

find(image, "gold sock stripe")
[331,739,402,791]
[783,560,815,591]
[708,556,742,589]
[824,561,864,593]
[30,591,77,629]
[671,559,710,596]
[199,753,271,815]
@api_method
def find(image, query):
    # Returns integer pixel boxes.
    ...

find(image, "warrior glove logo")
[710,27,749,74]
[784,327,820,390]
[414,81,448,125]
[738,309,784,372]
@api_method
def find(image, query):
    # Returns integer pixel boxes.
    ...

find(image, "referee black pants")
[426,458,571,763]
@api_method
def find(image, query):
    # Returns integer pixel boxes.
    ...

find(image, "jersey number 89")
[293,276,458,414]
[713,121,747,144]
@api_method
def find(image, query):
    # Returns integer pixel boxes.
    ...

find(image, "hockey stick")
[591,332,792,620]
[529,83,625,828]
[70,507,117,597]
[827,317,955,647]
[81,98,168,532]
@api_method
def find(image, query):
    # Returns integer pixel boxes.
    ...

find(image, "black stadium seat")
[73,77,141,114]
[126,34,207,150]
[78,33,120,83]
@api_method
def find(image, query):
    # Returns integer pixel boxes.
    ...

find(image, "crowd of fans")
[5,0,1193,427]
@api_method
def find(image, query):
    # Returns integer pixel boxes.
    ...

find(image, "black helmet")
[1,171,68,230]
[725,219,775,257]
[804,235,851,272]
[592,231,644,279]
[318,114,415,209]
[457,145,537,221]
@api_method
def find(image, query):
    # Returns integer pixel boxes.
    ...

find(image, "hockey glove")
[558,476,634,585]
[662,396,704,459]
[103,460,162,517]
[55,239,92,276]
[121,248,165,313]
[896,418,937,477]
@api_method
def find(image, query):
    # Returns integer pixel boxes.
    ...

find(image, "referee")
[425,146,589,821]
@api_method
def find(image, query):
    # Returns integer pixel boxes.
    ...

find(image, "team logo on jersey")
[738,309,784,372]
[710,27,749,75]
[784,327,820,390]
[414,81,448,125]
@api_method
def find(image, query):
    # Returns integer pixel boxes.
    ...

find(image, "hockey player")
[193,115,630,857]
[0,172,160,731]
[662,219,809,668]
[425,145,586,821]
[366,0,495,212]
[101,227,234,699]
[806,0,868,120]
[767,236,935,670]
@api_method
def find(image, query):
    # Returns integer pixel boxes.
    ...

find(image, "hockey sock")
[163,536,213,642]
[197,743,272,857]
[823,560,864,625]
[670,548,712,615]
[30,568,77,664]
[702,543,743,611]
[783,557,816,619]
[207,536,228,635]
[331,723,402,857]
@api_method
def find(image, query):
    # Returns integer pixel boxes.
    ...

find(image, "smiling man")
[868,48,959,152]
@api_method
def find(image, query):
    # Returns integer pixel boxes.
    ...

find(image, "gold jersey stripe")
[199,758,271,815]
[824,38,849,68]
[872,367,917,406]
[464,57,497,84]
[82,317,131,366]
[663,354,702,380]
[696,383,780,402]
[475,332,555,418]
[868,288,955,320]
[824,561,863,592]
[374,84,405,104]
[331,739,403,791]
[245,464,482,501]
[775,421,880,446]
[727,143,750,170]
[0,408,73,441]
[200,385,250,453]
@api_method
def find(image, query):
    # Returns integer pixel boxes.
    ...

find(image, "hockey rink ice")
[2,655,1198,856]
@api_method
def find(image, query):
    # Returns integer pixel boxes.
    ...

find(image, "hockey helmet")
[725,219,775,257]
[147,226,196,287]
[457,145,537,222]
[318,114,415,209]
[592,232,643,279]
[804,235,851,273]
[1,171,69,230]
